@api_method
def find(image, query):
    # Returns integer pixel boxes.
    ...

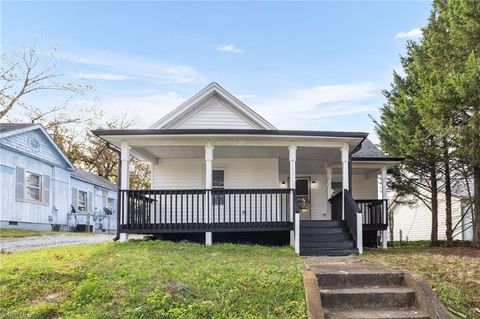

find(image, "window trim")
[24,171,42,203]
[212,169,225,206]
[77,190,88,212]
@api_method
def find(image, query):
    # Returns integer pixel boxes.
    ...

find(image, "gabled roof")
[0,123,36,133]
[0,123,76,170]
[71,169,117,191]
[353,138,404,161]
[149,82,277,130]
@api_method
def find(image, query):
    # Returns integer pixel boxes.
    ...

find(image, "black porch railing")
[357,199,388,230]
[119,189,294,233]
[329,192,388,231]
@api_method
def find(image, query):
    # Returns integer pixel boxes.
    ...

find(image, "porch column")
[119,140,130,243]
[205,143,214,246]
[381,166,388,249]
[341,143,350,220]
[289,145,297,249]
[326,165,332,216]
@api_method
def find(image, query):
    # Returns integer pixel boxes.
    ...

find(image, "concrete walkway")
[0,234,115,252]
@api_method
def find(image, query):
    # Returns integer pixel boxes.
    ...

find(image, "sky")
[1,1,432,141]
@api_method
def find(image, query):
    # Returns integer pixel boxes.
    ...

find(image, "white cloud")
[97,91,187,127]
[216,44,243,54]
[56,50,201,84]
[74,72,133,80]
[394,28,422,39]
[252,83,379,129]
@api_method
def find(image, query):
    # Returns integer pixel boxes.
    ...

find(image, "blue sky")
[2,1,431,140]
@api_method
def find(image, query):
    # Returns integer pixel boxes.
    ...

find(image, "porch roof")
[92,128,369,139]
[93,128,368,163]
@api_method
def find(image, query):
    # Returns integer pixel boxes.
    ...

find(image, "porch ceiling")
[134,145,340,161]
[97,131,366,164]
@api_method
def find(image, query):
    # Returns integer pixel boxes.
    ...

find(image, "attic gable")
[150,82,276,130]
[0,124,75,170]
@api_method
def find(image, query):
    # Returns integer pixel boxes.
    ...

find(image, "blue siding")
[0,129,117,232]
[0,129,69,168]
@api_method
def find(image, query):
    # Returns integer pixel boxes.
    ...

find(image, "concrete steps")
[300,220,357,256]
[313,262,431,319]
[324,308,430,319]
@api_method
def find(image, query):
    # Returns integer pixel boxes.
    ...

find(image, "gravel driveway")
[0,234,115,252]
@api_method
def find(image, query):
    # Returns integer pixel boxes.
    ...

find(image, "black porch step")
[300,233,353,241]
[300,220,346,228]
[301,227,349,235]
[301,241,355,249]
[300,247,358,256]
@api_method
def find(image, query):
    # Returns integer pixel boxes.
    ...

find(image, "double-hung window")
[212,169,225,205]
[25,172,42,202]
[77,191,87,212]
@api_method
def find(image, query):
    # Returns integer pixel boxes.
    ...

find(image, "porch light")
[311,180,317,188]
[281,181,286,188]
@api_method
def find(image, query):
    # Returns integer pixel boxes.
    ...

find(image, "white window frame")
[25,171,42,203]
[77,190,87,212]
[212,169,225,206]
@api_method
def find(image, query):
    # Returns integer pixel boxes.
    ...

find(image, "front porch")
[93,129,396,255]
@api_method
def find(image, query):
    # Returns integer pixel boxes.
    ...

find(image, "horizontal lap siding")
[278,174,329,220]
[151,158,279,224]
[174,99,256,129]
[393,192,465,241]
[351,174,379,200]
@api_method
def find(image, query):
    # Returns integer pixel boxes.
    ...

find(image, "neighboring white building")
[93,82,403,255]
[0,123,118,233]
[391,186,473,242]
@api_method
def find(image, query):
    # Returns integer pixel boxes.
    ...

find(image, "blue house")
[0,123,118,233]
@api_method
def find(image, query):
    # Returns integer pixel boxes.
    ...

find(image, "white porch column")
[119,140,130,243]
[326,165,332,216]
[289,145,297,249]
[381,166,388,249]
[341,143,350,220]
[205,143,214,246]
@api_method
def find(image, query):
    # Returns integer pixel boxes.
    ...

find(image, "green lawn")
[0,240,306,319]
[360,247,480,319]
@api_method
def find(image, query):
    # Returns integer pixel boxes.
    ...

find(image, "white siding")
[278,174,329,220]
[392,192,465,241]
[173,98,257,129]
[151,158,280,223]
[153,158,278,189]
[331,174,379,200]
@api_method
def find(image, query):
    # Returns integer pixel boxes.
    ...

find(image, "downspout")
[106,142,121,241]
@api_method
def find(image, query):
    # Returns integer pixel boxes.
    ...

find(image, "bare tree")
[0,45,90,120]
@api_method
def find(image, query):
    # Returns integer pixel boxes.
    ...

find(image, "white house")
[0,123,117,233]
[391,185,473,242]
[93,82,402,255]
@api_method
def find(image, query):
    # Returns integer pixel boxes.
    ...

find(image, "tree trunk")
[473,165,480,249]
[444,143,453,246]
[389,208,394,247]
[430,163,439,245]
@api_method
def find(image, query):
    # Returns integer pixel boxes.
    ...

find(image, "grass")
[0,240,305,319]
[360,246,480,319]
[0,228,93,238]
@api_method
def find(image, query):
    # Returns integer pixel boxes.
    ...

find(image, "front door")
[296,178,311,220]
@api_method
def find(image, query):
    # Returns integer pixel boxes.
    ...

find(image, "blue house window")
[25,171,42,202]
[77,191,87,212]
